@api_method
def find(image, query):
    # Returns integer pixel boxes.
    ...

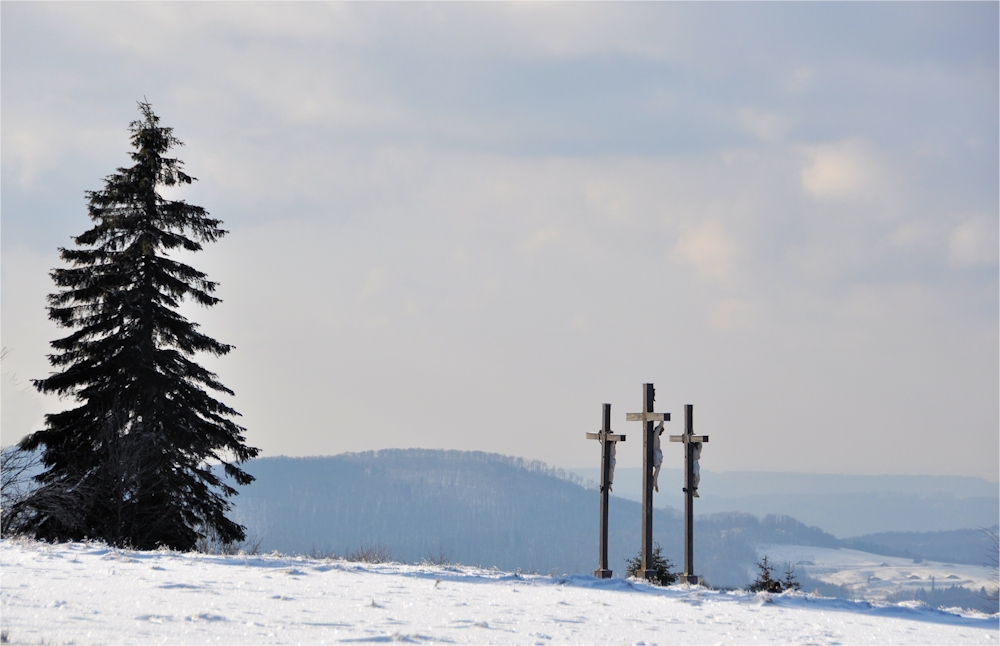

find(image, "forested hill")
[844,528,1000,566]
[225,449,842,587]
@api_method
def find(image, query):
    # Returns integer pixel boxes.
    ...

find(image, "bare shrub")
[348,543,395,564]
[309,544,339,560]
[1,446,41,536]
[195,530,263,556]
[421,548,453,566]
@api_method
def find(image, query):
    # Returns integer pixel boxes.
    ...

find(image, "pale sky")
[2,2,997,481]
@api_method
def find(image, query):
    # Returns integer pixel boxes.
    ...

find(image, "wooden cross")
[626,383,670,582]
[669,404,708,584]
[586,403,625,579]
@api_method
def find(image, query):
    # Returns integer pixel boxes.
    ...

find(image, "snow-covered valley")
[2,539,996,645]
[758,543,996,603]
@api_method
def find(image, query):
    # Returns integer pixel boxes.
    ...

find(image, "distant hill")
[224,450,844,587]
[227,450,675,577]
[572,467,999,537]
[843,527,1000,566]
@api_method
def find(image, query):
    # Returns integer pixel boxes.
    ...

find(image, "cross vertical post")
[684,404,695,582]
[641,384,654,580]
[599,403,613,579]
[669,404,709,585]
[626,383,670,581]
[586,403,625,578]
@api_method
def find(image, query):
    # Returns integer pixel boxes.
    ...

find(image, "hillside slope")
[226,450,842,587]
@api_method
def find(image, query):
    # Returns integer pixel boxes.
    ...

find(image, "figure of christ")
[652,422,664,492]
[690,440,701,497]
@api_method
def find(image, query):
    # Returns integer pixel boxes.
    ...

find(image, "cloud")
[360,268,387,298]
[785,65,816,94]
[737,108,788,144]
[710,298,753,331]
[518,230,559,254]
[948,214,999,268]
[799,138,886,200]
[674,222,737,283]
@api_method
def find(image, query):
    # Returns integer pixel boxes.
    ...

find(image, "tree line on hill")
[215,450,859,588]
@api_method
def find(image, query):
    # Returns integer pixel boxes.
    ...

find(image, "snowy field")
[1,539,996,645]
[758,543,997,602]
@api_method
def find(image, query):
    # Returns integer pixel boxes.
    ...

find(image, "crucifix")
[626,383,670,582]
[669,404,708,584]
[586,403,625,579]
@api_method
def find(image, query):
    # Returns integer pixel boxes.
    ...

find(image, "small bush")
[625,542,677,586]
[348,543,394,564]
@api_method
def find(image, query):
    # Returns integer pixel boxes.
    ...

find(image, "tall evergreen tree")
[17,102,258,550]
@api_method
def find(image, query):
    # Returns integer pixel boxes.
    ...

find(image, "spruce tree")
[748,555,783,593]
[625,542,678,585]
[782,563,801,592]
[17,102,258,550]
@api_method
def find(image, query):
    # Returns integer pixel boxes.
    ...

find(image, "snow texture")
[1,539,996,645]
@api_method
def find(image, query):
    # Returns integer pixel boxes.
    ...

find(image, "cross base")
[643,569,659,581]
[594,568,613,579]
[681,574,700,585]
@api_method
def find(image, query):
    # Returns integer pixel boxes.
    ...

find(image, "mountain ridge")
[221,449,992,587]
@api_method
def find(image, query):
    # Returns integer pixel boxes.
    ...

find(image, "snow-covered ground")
[758,544,997,601]
[1,539,996,645]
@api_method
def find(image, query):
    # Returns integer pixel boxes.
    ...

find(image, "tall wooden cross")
[669,404,708,584]
[626,383,670,581]
[586,403,625,579]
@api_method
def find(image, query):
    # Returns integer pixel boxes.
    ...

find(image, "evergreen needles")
[625,542,678,585]
[14,102,259,550]
[749,555,800,593]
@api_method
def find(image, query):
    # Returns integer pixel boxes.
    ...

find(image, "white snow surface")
[2,539,996,645]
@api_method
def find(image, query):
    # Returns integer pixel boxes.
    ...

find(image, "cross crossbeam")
[668,434,708,443]
[586,432,626,442]
[625,412,670,423]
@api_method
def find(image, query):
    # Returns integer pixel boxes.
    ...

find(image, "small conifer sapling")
[749,555,783,593]
[625,542,678,586]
